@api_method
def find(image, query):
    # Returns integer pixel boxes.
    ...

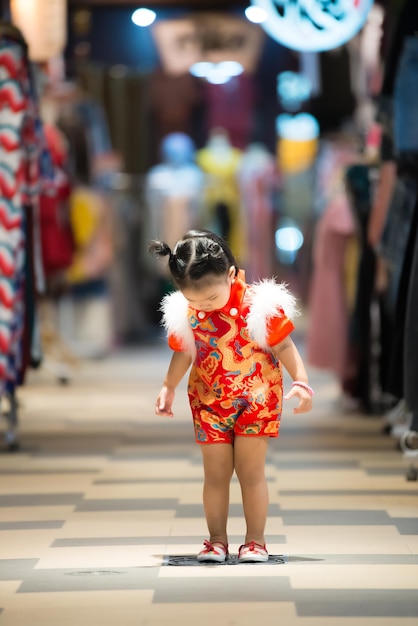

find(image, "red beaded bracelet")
[291,381,314,396]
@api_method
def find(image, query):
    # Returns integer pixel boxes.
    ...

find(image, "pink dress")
[306,179,356,382]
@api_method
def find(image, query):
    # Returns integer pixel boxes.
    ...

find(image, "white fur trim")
[245,279,299,350]
[160,279,298,356]
[160,291,196,358]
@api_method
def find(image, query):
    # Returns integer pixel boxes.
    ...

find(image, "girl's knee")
[234,436,268,478]
[235,466,266,488]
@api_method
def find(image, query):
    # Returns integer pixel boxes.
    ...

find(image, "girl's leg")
[200,443,234,545]
[234,436,269,545]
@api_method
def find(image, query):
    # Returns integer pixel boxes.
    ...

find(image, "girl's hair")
[149,230,239,289]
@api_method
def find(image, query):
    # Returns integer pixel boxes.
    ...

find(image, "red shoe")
[238,541,269,563]
[197,540,229,563]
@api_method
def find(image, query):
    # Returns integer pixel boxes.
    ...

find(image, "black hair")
[149,230,239,290]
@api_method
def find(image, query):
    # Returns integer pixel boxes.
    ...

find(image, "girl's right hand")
[155,385,175,418]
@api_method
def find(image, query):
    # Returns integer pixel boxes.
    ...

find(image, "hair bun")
[148,240,171,258]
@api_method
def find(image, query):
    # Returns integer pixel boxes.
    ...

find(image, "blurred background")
[1,0,418,462]
[1,2,418,623]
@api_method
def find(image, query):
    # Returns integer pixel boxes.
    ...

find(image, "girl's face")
[181,267,235,313]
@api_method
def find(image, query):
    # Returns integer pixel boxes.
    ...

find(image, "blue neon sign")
[251,0,374,52]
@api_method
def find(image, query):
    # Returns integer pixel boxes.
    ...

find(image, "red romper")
[163,272,296,444]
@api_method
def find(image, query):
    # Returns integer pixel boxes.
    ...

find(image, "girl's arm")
[272,336,313,414]
[155,351,192,418]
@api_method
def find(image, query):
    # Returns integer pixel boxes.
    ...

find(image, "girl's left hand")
[284,387,313,414]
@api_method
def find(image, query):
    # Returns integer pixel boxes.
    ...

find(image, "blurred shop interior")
[1,0,418,461]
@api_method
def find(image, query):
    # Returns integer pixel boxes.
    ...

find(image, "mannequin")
[196,128,243,258]
[146,132,204,248]
[237,143,278,280]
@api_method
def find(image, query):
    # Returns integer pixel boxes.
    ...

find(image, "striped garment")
[0,33,50,389]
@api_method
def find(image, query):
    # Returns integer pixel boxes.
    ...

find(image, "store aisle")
[0,343,417,625]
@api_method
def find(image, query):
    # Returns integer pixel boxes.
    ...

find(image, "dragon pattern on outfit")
[161,271,298,444]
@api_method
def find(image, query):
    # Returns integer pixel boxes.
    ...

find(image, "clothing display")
[377,0,418,439]
[39,124,74,277]
[42,82,119,358]
[204,74,256,150]
[379,176,417,321]
[403,195,418,426]
[310,47,356,133]
[160,270,296,443]
[0,21,52,448]
[393,36,418,155]
[306,140,358,392]
[237,143,278,281]
[42,80,119,194]
[150,70,203,154]
[145,133,204,248]
[197,132,243,258]
[58,186,114,359]
[307,188,357,384]
[377,174,418,426]
[345,163,384,413]
[65,187,113,286]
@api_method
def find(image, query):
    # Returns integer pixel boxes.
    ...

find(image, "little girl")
[150,230,313,563]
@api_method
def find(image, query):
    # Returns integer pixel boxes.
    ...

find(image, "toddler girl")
[150,230,313,563]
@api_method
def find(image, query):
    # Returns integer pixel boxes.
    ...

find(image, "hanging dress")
[0,23,50,393]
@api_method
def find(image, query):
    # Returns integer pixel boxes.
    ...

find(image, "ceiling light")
[245,6,267,24]
[207,67,230,85]
[189,61,244,84]
[218,61,243,77]
[131,8,156,27]
[189,62,214,78]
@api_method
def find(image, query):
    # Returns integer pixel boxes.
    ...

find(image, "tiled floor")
[0,342,417,625]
